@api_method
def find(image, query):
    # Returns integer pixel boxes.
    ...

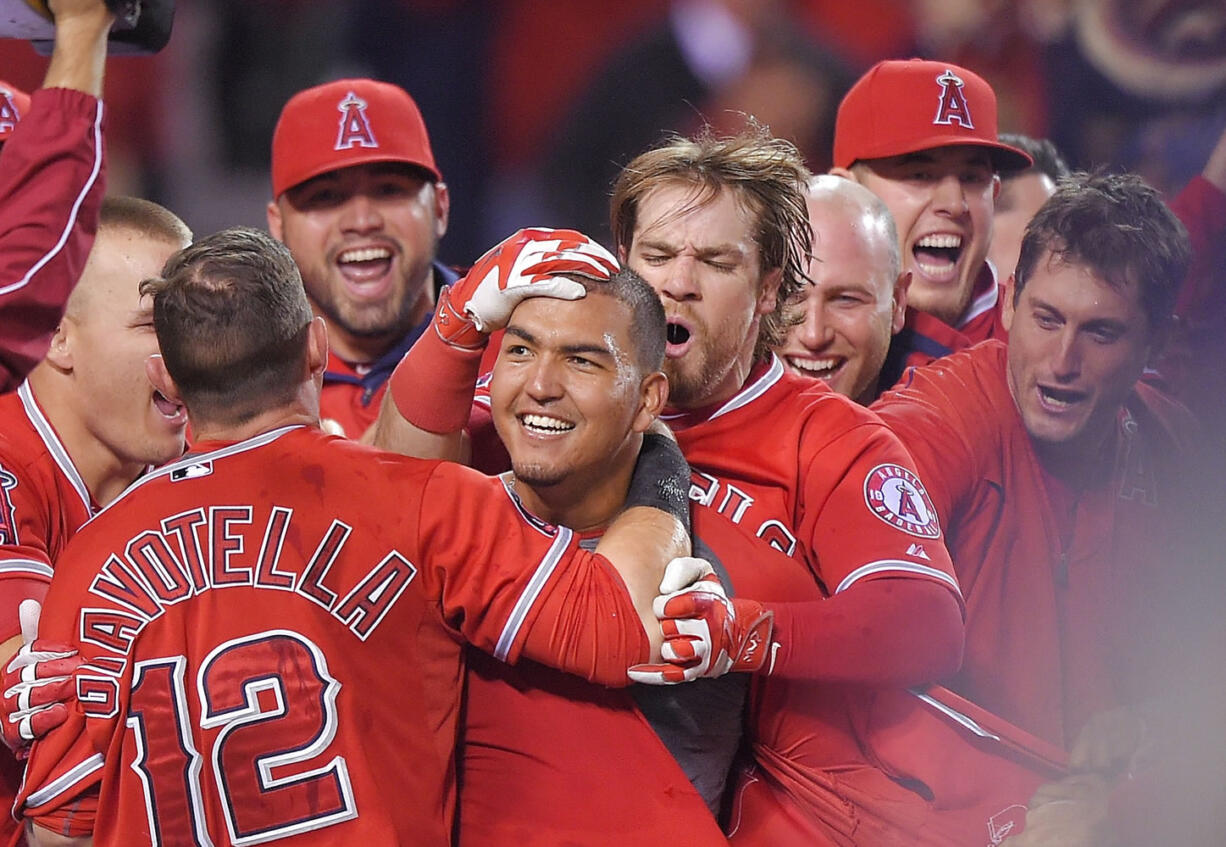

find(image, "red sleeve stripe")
[493,526,574,661]
[0,559,53,579]
[0,101,104,296]
[835,559,962,597]
[24,753,103,809]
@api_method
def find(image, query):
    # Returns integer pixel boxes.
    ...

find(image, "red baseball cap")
[270,78,441,198]
[833,59,1032,172]
[0,80,31,143]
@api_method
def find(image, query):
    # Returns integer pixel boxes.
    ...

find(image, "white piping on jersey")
[89,425,305,523]
[0,101,105,296]
[473,394,491,409]
[498,475,558,538]
[25,753,104,808]
[493,526,575,661]
[910,689,1001,742]
[662,354,784,426]
[18,381,93,514]
[0,559,53,579]
[959,267,999,328]
[835,559,962,597]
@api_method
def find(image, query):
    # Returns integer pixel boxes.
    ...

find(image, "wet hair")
[140,227,314,425]
[573,268,667,373]
[998,133,1070,184]
[610,123,813,357]
[1013,170,1190,328]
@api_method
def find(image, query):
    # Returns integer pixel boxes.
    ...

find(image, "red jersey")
[874,341,1199,745]
[0,88,106,391]
[18,426,652,845]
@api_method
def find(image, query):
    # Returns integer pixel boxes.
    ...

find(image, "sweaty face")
[269,162,446,361]
[626,183,777,409]
[67,228,188,467]
[988,171,1056,284]
[1003,253,1154,460]
[491,296,650,492]
[854,146,998,327]
[778,198,901,404]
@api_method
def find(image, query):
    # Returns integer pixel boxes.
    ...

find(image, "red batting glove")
[1,600,81,759]
[628,557,774,685]
[434,227,618,349]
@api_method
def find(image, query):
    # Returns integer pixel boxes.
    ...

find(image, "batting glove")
[2,600,81,758]
[434,227,619,349]
[628,557,774,685]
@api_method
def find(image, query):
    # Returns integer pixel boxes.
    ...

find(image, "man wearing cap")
[267,78,455,439]
[830,58,1032,386]
[0,0,118,392]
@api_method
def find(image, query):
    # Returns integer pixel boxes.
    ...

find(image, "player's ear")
[267,199,284,242]
[756,267,783,315]
[306,317,329,379]
[145,355,181,406]
[829,166,856,183]
[43,318,75,372]
[432,181,450,239]
[1001,273,1017,332]
[891,271,910,334]
[631,371,669,433]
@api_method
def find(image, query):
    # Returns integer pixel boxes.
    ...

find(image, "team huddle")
[0,1,1223,846]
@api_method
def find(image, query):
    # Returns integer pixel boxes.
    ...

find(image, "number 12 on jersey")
[125,630,357,846]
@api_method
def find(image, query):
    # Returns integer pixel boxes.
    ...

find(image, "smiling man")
[267,78,454,439]
[831,58,1031,375]
[775,174,907,404]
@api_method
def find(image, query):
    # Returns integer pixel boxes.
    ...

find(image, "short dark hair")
[99,196,192,245]
[574,268,666,373]
[140,227,314,425]
[610,123,813,358]
[1014,171,1190,328]
[998,133,1070,184]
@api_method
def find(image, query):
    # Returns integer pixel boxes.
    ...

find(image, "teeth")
[916,234,962,249]
[521,414,574,433]
[1039,387,1081,408]
[788,357,839,375]
[338,246,392,264]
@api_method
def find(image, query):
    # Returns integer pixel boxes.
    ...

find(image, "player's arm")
[373,227,617,461]
[0,0,114,390]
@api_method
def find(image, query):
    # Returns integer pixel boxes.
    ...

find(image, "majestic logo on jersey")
[0,467,18,545]
[335,91,378,151]
[933,69,974,128]
[986,804,1027,845]
[0,90,20,135]
[864,463,941,538]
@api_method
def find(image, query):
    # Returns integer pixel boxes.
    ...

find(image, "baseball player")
[840,171,1204,843]
[830,58,1032,384]
[267,78,457,439]
[13,227,720,846]
[774,174,908,405]
[988,134,1069,284]
[0,0,117,392]
[374,128,964,844]
[0,196,189,845]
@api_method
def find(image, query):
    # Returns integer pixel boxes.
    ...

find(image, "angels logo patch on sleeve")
[0,467,19,545]
[864,463,941,538]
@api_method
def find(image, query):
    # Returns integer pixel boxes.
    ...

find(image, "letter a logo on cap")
[335,91,378,151]
[0,90,20,134]
[933,69,973,129]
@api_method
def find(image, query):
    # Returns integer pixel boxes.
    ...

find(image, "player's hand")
[1001,773,1115,847]
[2,600,81,758]
[434,228,618,348]
[628,557,774,685]
[1068,706,1147,776]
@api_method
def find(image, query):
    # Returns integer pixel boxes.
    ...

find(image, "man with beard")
[374,127,964,844]
[267,78,455,439]
[774,175,908,405]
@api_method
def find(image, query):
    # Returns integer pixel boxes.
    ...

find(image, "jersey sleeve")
[798,419,960,601]
[0,88,106,391]
[415,462,648,686]
[0,454,57,586]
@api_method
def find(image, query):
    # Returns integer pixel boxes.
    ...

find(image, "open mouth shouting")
[152,389,187,425]
[1036,384,1089,413]
[336,244,395,297]
[665,319,694,358]
[912,233,963,284]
